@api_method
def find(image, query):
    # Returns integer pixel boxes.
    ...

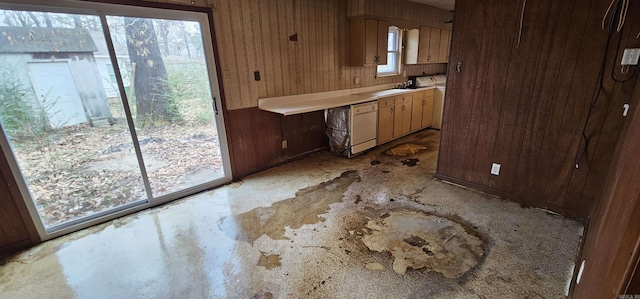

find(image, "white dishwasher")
[350,101,378,156]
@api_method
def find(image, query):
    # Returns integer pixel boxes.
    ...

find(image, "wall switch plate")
[491,163,501,175]
[621,48,640,65]
[282,140,288,149]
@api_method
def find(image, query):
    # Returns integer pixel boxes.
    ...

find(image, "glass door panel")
[105,16,226,198]
[0,9,147,228]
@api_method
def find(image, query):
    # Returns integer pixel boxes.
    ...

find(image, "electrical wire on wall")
[574,0,637,169]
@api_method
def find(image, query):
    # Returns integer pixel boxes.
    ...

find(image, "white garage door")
[28,62,87,128]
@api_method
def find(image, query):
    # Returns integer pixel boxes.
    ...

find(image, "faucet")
[396,80,411,89]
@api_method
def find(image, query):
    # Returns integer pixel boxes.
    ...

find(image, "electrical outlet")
[621,48,640,65]
[282,140,288,149]
[354,77,360,85]
[491,163,501,175]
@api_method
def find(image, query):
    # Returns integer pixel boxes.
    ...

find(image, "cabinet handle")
[427,55,431,61]
[402,105,405,111]
[422,99,426,105]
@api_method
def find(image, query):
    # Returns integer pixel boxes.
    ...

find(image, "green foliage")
[0,68,39,138]
[163,62,214,124]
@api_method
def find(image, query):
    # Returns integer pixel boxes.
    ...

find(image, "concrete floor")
[0,130,583,298]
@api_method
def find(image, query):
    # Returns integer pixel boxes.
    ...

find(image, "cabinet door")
[404,28,420,65]
[401,103,412,134]
[393,103,404,138]
[422,96,434,128]
[377,20,389,65]
[411,98,423,132]
[378,105,394,144]
[417,26,431,63]
[428,27,441,62]
[439,29,451,62]
[364,19,379,65]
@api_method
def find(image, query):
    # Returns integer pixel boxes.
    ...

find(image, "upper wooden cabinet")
[439,29,451,62]
[406,26,451,64]
[349,17,389,66]
[404,29,420,64]
[425,27,440,63]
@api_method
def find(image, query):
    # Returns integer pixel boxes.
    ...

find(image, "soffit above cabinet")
[404,0,455,11]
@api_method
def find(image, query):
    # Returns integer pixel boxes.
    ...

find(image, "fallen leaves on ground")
[12,119,224,227]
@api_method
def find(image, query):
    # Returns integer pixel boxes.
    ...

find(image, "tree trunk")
[124,17,174,127]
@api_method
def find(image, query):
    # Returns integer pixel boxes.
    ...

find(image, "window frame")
[377,26,402,77]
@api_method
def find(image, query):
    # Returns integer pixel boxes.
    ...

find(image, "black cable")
[574,0,638,167]
[573,36,609,168]
[573,0,623,168]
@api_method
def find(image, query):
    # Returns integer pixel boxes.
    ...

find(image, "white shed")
[0,26,112,128]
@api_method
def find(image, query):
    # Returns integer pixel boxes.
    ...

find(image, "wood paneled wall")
[348,0,452,26]
[0,152,39,255]
[572,80,640,298]
[213,0,451,110]
[224,108,328,178]
[437,0,640,219]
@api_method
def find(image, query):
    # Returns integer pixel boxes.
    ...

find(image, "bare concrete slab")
[0,130,583,299]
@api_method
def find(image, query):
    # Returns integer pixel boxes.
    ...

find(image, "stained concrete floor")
[0,130,583,299]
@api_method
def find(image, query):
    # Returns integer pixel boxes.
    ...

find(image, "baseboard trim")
[434,173,588,221]
[234,146,328,180]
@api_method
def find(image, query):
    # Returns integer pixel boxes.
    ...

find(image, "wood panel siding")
[213,0,451,110]
[437,0,640,219]
[572,80,640,298]
[348,0,452,27]
[0,151,39,255]
[224,108,327,179]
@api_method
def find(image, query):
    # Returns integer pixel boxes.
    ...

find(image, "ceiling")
[405,0,455,11]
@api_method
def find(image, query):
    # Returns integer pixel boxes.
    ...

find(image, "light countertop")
[258,85,437,116]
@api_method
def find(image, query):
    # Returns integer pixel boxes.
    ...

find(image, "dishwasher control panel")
[352,101,378,114]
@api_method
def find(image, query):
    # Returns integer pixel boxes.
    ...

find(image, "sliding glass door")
[0,1,231,236]
[105,15,226,198]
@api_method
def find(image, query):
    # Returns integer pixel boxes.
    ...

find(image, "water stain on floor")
[250,291,274,299]
[401,158,419,167]
[257,252,282,270]
[385,143,428,156]
[218,171,360,244]
[361,210,485,278]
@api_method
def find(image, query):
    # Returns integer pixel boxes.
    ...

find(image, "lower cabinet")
[393,97,412,138]
[421,96,434,127]
[410,89,435,132]
[378,98,394,144]
[411,98,424,131]
[377,89,435,145]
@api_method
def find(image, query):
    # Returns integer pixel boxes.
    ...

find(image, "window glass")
[377,27,401,76]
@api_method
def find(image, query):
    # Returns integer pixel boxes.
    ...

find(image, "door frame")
[0,0,232,241]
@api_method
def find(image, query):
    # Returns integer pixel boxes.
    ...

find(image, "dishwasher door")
[350,101,378,155]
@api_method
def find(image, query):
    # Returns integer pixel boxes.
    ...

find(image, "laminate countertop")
[258,84,437,116]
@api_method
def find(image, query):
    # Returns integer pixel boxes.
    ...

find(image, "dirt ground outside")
[10,98,224,227]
